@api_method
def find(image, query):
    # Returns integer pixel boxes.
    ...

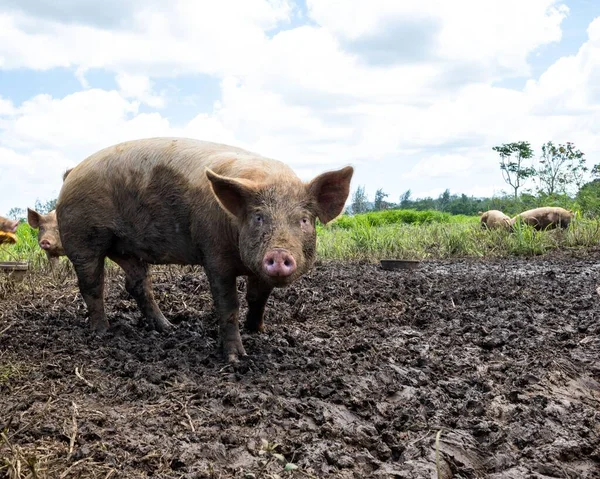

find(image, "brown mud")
[1,250,599,478]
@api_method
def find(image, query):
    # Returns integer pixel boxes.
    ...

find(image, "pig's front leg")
[206,270,247,362]
[245,275,272,333]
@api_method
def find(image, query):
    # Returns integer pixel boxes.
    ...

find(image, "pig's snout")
[263,249,297,278]
[40,239,51,250]
[8,221,18,233]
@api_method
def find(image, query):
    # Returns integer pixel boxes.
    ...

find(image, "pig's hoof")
[245,321,265,334]
[223,340,247,363]
[227,353,241,363]
[154,317,174,333]
[245,313,265,333]
[90,320,109,335]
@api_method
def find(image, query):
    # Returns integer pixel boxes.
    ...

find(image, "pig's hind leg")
[71,255,109,333]
[109,255,174,332]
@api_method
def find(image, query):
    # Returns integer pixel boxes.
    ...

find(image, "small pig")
[26,168,72,267]
[0,215,19,245]
[56,137,354,362]
[0,215,18,234]
[27,209,66,268]
[479,210,511,230]
[510,207,574,230]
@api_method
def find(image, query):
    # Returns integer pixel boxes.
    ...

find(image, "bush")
[328,209,475,230]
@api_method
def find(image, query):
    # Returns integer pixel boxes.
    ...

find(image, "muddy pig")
[479,210,511,230]
[510,206,574,230]
[27,209,66,268]
[56,137,354,362]
[26,168,72,267]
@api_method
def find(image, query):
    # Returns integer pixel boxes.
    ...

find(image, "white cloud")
[2,1,600,216]
[0,147,71,214]
[307,0,568,77]
[116,73,166,108]
[0,96,15,116]
[0,0,294,77]
[403,154,474,180]
[525,17,600,115]
[1,90,141,153]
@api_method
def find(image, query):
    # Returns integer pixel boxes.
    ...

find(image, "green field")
[0,223,50,268]
[315,209,600,260]
[2,209,599,268]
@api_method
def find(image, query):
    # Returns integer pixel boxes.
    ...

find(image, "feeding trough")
[380,259,421,271]
[0,261,29,282]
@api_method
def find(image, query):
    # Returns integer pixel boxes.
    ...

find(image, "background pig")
[56,137,353,362]
[510,206,574,230]
[0,215,18,234]
[479,210,511,230]
[25,168,72,268]
[0,215,19,245]
[27,209,66,268]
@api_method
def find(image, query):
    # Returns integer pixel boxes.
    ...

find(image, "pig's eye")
[301,217,309,225]
[255,214,263,224]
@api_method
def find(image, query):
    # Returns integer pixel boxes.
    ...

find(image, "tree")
[493,142,535,199]
[576,179,600,218]
[448,194,477,215]
[399,189,412,209]
[537,141,587,195]
[412,197,435,211]
[400,190,412,209]
[437,189,451,211]
[373,188,390,211]
[34,198,57,214]
[351,185,369,214]
[7,207,25,221]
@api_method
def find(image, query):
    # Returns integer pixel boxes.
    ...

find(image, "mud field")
[1,250,599,478]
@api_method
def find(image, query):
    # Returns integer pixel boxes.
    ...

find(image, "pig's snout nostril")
[263,249,297,278]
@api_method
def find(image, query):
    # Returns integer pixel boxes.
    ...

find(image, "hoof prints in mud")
[1,253,599,478]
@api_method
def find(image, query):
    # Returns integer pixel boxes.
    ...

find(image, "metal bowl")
[380,259,422,271]
[0,261,29,282]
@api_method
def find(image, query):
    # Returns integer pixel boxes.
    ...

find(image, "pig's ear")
[308,166,354,224]
[206,169,257,219]
[27,208,40,228]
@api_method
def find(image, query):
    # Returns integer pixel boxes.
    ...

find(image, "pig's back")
[66,137,295,186]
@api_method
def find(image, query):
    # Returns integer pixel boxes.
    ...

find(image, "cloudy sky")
[1,0,599,216]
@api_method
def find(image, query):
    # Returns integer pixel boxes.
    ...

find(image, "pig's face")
[0,216,18,233]
[239,189,317,286]
[207,166,353,287]
[27,209,65,257]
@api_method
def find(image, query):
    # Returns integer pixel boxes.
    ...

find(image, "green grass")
[326,209,477,230]
[0,361,24,385]
[317,213,600,261]
[0,223,48,267]
[2,209,599,269]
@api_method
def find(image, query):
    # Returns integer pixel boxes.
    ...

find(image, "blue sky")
[1,0,600,216]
